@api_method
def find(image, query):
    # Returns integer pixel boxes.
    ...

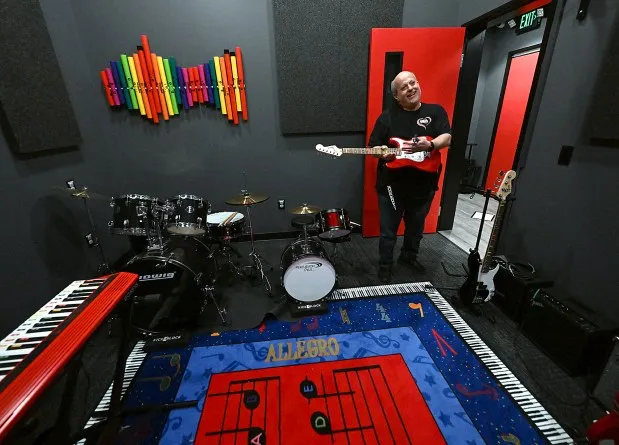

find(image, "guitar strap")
[387,186,397,211]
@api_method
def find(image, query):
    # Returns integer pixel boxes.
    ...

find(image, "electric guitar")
[316,136,440,172]
[458,170,516,305]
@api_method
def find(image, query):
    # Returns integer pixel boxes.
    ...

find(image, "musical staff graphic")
[300,364,413,445]
[194,354,443,445]
[152,353,182,378]
[200,376,280,445]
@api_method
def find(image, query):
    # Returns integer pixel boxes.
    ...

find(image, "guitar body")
[458,249,483,305]
[385,137,441,172]
[458,251,498,305]
[456,170,517,306]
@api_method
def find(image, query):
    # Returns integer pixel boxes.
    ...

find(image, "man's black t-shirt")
[368,103,451,198]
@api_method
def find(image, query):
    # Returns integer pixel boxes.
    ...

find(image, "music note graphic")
[455,383,499,401]
[501,432,521,445]
[137,375,172,391]
[412,355,439,371]
[352,347,381,359]
[290,319,302,332]
[307,316,319,331]
[408,302,424,317]
[153,353,182,378]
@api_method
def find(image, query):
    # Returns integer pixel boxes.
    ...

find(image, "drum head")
[207,212,244,224]
[283,255,336,302]
[167,224,206,236]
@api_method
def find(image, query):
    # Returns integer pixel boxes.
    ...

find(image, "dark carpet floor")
[195,232,604,441]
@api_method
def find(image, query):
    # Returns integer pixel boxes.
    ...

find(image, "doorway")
[439,4,550,257]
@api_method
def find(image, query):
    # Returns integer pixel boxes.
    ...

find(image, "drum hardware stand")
[201,284,228,325]
[241,196,273,296]
[213,239,246,278]
[145,202,170,251]
[65,181,111,274]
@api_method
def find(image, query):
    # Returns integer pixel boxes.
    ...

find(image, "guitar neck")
[341,147,401,155]
[481,200,507,273]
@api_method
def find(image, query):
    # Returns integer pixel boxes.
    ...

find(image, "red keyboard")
[0,272,138,442]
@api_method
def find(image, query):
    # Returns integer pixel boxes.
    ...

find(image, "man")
[368,71,451,283]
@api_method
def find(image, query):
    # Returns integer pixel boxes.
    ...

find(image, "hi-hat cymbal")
[289,203,321,215]
[51,186,110,201]
[225,192,269,206]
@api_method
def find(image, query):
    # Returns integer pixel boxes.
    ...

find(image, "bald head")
[391,71,421,110]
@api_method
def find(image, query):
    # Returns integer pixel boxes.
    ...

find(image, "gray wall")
[0,0,463,337]
[499,0,619,320]
[459,0,510,24]
[468,22,545,185]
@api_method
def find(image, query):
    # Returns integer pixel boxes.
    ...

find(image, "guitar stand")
[441,189,493,280]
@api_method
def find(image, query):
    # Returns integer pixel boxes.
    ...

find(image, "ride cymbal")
[51,186,111,201]
[225,192,269,206]
[289,203,321,215]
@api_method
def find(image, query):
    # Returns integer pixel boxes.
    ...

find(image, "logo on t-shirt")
[417,117,432,130]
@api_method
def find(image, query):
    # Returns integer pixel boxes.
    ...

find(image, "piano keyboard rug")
[113,282,572,445]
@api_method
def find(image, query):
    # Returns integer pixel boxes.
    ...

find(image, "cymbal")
[289,203,321,215]
[225,192,269,206]
[51,186,110,201]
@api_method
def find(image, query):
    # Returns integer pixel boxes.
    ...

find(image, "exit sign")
[516,9,543,34]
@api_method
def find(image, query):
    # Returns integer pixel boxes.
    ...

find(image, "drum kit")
[280,203,355,312]
[54,180,358,334]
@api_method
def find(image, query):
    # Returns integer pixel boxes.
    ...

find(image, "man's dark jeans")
[377,187,435,266]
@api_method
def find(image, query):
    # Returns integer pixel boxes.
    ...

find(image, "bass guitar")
[316,136,440,172]
[458,170,516,305]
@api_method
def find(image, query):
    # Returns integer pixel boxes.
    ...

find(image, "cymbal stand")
[215,237,245,278]
[243,200,273,296]
[75,186,111,274]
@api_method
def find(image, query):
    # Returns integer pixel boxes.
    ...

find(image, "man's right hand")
[373,145,396,162]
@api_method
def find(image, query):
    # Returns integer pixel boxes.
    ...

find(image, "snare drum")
[281,238,336,302]
[109,194,162,236]
[206,211,246,240]
[316,208,351,240]
[165,194,209,236]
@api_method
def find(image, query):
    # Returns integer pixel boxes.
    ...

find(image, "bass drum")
[281,238,336,303]
[120,237,217,336]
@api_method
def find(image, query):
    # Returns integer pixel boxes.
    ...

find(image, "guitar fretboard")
[341,147,400,155]
[481,200,507,273]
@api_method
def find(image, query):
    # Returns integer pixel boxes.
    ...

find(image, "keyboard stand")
[71,305,134,445]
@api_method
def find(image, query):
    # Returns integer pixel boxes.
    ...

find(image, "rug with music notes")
[117,285,551,445]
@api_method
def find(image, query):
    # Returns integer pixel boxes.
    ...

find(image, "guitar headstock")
[315,144,342,157]
[494,170,516,201]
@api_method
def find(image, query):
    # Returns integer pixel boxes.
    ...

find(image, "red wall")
[485,51,539,189]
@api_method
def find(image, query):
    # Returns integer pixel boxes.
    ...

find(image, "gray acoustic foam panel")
[0,0,81,154]
[273,0,403,134]
[588,22,619,146]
